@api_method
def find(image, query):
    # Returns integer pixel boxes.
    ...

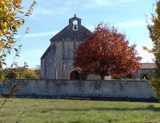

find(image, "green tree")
[143,1,160,102]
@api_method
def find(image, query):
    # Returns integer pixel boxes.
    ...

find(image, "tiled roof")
[140,63,156,70]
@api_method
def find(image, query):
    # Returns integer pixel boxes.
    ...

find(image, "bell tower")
[69,14,82,31]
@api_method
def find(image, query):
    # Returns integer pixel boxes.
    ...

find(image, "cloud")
[120,0,138,3]
[84,0,113,8]
[84,0,138,9]
[136,46,155,63]
[86,26,95,31]
[15,31,59,39]
[29,0,79,19]
[86,20,153,31]
[30,7,54,20]
[116,20,153,28]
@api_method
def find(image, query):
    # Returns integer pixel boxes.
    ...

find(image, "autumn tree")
[143,1,160,102]
[0,0,36,81]
[74,24,142,80]
[34,64,41,78]
[5,67,39,79]
[0,0,36,109]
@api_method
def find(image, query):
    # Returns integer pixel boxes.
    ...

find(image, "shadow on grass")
[53,106,160,112]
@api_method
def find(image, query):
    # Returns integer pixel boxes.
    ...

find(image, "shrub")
[141,77,149,81]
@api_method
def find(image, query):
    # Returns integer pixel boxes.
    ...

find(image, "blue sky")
[6,0,156,69]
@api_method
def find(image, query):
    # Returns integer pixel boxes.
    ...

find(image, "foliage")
[134,78,141,81]
[149,75,160,102]
[112,78,141,81]
[0,0,36,109]
[34,64,41,78]
[74,24,142,80]
[0,0,36,81]
[5,67,39,79]
[143,1,160,102]
[141,78,148,81]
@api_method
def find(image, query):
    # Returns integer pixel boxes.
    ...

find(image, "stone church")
[41,15,156,80]
[41,15,105,80]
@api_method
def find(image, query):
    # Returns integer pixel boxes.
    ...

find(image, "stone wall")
[0,79,156,101]
[136,70,155,79]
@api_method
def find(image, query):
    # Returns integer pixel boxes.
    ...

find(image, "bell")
[74,25,77,30]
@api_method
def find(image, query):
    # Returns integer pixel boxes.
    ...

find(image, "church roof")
[41,46,51,59]
[50,14,92,42]
[140,63,156,70]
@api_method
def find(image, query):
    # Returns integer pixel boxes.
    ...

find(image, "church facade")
[41,15,156,80]
[41,15,106,80]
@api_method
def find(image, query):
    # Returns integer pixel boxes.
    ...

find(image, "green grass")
[0,98,160,123]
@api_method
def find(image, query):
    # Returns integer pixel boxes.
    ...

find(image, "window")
[73,20,78,31]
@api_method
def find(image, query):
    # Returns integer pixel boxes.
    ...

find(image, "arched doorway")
[143,74,149,80]
[70,71,80,80]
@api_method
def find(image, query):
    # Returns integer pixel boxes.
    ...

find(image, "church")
[41,15,156,80]
[41,15,106,80]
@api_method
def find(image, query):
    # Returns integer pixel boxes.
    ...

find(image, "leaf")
[14,48,18,52]
[143,47,148,51]
[0,31,3,36]
[153,16,156,21]
[0,1,4,4]
[148,50,152,53]
[16,24,21,28]
[9,41,15,44]
[14,62,18,66]
[2,62,6,65]
[22,19,25,24]
[3,54,7,57]
[17,10,24,14]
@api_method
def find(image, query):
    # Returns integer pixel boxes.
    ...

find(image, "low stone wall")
[0,79,157,102]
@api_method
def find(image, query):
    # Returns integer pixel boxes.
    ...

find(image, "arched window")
[70,71,80,80]
[73,20,78,31]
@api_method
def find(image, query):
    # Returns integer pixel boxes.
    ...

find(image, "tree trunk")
[100,75,104,80]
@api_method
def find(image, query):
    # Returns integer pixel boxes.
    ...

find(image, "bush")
[120,78,140,81]
[141,77,149,81]
[5,67,39,79]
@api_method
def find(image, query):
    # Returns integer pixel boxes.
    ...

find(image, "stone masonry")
[0,79,157,102]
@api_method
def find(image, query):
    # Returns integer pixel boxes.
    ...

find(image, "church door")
[70,71,79,80]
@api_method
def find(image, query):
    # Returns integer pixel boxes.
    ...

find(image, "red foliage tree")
[73,24,142,80]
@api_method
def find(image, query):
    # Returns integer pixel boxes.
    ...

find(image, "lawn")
[0,98,160,123]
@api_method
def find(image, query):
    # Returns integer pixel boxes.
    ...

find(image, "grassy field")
[0,98,160,123]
